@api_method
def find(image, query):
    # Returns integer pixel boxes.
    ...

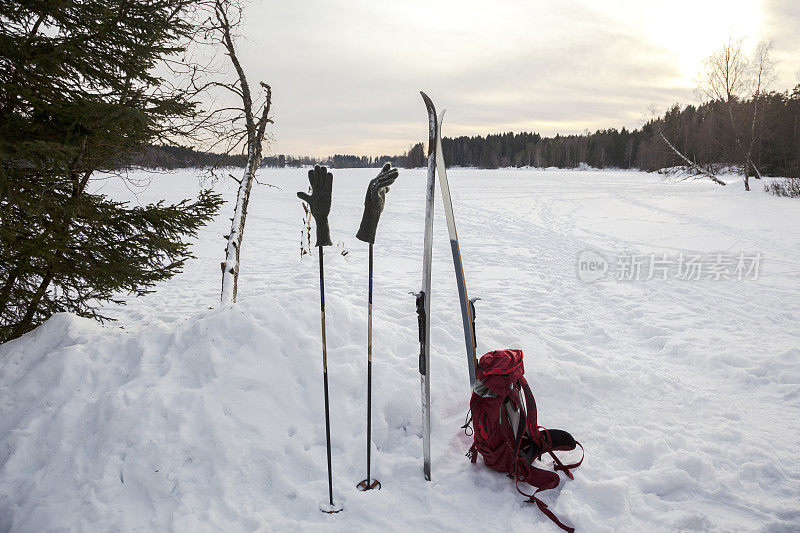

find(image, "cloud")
[228,0,798,156]
[761,0,800,89]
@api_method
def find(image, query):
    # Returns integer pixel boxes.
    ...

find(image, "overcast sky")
[232,0,800,157]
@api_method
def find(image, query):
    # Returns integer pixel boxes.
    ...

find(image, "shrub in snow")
[765,177,800,198]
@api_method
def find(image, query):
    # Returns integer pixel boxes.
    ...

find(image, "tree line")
[129,143,427,169]
[437,84,799,178]
[133,84,800,180]
[638,87,800,178]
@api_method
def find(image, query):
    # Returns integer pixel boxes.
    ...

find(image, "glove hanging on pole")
[355,163,398,493]
[297,165,333,247]
[297,166,341,513]
[356,163,399,244]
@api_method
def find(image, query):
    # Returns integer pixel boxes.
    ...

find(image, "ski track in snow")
[1,168,799,532]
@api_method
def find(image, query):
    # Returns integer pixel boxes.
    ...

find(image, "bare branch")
[254,178,281,189]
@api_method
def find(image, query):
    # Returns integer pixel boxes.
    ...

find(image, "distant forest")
[132,145,418,171]
[133,84,800,178]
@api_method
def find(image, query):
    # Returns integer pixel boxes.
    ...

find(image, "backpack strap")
[515,377,579,532]
[512,467,574,533]
[499,398,520,453]
[507,384,531,483]
[550,442,584,480]
[518,377,543,447]
[467,443,478,463]
[527,491,576,533]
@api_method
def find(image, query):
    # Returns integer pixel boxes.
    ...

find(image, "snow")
[2,168,800,531]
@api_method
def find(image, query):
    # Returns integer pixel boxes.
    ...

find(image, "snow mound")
[0,284,492,531]
[1,307,304,530]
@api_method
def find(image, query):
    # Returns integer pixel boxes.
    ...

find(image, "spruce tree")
[0,0,222,342]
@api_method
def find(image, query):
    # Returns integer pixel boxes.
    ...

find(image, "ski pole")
[367,243,373,486]
[297,166,340,513]
[355,164,397,491]
[357,244,380,491]
[318,247,339,510]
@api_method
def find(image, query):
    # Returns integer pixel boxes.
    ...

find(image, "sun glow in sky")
[234,0,798,156]
[634,0,763,81]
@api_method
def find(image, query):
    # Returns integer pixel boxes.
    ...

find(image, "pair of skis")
[417,92,478,481]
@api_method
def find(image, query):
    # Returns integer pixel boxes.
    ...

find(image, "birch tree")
[201,0,272,304]
[745,41,775,179]
[700,37,774,190]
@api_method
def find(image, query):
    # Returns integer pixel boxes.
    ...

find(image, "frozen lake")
[2,167,799,531]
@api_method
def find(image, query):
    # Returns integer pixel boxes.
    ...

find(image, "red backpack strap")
[550,442,584,480]
[518,377,543,447]
[515,377,579,532]
[468,443,478,463]
[528,491,576,533]
[513,470,574,533]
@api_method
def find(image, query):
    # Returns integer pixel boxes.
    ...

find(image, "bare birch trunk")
[655,127,726,186]
[219,84,271,304]
[214,0,272,305]
[220,147,259,304]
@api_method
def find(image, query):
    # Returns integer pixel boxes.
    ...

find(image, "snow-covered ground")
[2,168,799,532]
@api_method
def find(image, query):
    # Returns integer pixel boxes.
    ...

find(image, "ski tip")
[420,91,434,110]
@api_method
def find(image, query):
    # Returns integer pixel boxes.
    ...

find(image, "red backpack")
[466,349,583,532]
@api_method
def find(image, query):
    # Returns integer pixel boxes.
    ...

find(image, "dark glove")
[356,163,399,244]
[297,165,333,247]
